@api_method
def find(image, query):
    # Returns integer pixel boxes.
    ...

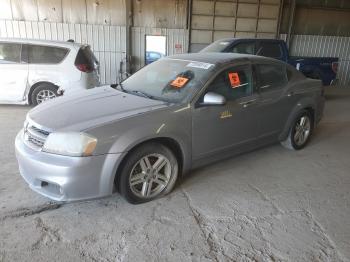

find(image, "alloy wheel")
[294,116,311,146]
[129,154,172,198]
[36,90,57,104]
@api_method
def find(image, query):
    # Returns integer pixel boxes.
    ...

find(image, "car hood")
[28,86,169,131]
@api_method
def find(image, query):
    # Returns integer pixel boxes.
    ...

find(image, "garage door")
[190,0,282,52]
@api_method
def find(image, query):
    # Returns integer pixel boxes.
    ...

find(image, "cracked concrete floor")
[1,87,350,262]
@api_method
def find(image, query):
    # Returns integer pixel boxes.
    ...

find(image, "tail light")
[76,64,93,73]
[331,62,338,74]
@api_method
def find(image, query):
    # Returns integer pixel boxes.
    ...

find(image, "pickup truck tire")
[31,83,59,106]
[119,142,178,204]
[281,110,313,150]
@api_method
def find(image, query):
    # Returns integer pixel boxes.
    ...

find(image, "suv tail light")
[76,63,93,73]
[74,45,98,74]
[331,62,338,74]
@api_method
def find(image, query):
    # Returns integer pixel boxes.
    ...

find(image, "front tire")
[31,83,59,106]
[119,142,178,204]
[281,110,313,150]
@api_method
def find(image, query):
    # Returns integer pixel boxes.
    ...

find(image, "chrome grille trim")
[23,122,50,150]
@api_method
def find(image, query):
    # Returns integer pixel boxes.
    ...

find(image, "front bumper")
[15,130,122,202]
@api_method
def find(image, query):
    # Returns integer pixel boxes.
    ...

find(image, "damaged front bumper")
[15,130,122,202]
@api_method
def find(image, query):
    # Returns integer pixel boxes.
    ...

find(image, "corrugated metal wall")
[288,35,350,86]
[0,0,126,25]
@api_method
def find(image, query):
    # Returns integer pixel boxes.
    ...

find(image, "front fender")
[87,105,192,174]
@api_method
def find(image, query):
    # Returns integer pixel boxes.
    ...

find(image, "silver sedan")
[15,53,325,204]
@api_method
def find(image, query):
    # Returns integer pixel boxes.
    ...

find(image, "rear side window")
[74,46,99,73]
[256,64,288,92]
[0,43,21,64]
[229,42,255,55]
[26,45,68,64]
[256,42,282,59]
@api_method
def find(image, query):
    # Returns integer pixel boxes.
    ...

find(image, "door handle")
[240,99,256,108]
[287,91,294,97]
[260,85,270,90]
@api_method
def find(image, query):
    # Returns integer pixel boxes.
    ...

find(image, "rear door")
[25,44,69,89]
[192,63,260,161]
[0,42,28,102]
[254,62,296,138]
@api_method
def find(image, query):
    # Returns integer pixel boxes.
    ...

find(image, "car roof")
[167,52,282,66]
[213,38,285,43]
[0,37,84,49]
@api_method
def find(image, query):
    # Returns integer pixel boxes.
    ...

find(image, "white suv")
[0,38,100,105]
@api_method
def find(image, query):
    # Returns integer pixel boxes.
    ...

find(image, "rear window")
[200,40,231,53]
[75,46,98,68]
[148,52,161,59]
[27,45,69,64]
[256,42,282,59]
[0,43,21,64]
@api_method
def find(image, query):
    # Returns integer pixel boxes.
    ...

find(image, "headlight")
[43,132,97,157]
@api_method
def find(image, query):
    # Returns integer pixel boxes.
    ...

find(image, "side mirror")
[202,92,226,106]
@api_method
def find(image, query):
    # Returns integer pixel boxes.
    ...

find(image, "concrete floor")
[0,88,349,262]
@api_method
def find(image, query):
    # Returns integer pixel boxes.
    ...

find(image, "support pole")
[287,0,296,48]
[125,0,133,74]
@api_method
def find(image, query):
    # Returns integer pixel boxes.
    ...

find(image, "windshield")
[121,58,214,103]
[200,40,231,53]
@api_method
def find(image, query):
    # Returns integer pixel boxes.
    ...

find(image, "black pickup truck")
[200,38,338,85]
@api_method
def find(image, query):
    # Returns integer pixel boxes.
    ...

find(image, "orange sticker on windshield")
[171,77,189,88]
[228,72,241,88]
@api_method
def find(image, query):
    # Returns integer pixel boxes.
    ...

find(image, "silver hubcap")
[129,154,172,198]
[36,90,56,104]
[294,116,311,146]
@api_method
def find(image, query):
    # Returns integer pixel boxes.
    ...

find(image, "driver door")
[192,64,260,162]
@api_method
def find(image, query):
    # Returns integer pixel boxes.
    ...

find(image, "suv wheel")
[31,83,59,106]
[119,142,178,204]
[281,110,313,150]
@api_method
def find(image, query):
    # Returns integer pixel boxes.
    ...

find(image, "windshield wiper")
[118,83,126,92]
[129,90,155,99]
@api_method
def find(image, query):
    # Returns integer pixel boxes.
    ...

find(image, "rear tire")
[281,110,313,150]
[119,142,178,204]
[31,83,59,106]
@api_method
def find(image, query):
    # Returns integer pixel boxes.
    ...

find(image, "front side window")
[256,64,288,92]
[256,42,282,59]
[0,43,21,64]
[27,45,69,64]
[229,42,255,55]
[206,66,253,102]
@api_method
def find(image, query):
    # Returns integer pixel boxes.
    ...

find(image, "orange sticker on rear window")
[171,77,189,88]
[228,72,241,88]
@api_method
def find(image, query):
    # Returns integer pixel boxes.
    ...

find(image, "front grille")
[24,123,50,150]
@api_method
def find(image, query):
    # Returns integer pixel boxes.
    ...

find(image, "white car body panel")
[0,38,100,105]
[0,63,28,102]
